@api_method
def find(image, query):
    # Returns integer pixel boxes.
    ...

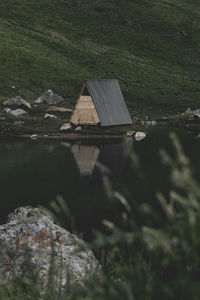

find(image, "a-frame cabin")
[70,79,132,127]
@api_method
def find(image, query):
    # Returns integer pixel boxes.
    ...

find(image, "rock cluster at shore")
[126,130,147,141]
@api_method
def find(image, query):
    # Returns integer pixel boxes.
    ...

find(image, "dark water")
[1,127,200,239]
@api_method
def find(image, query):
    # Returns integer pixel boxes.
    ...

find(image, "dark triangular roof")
[85,79,132,126]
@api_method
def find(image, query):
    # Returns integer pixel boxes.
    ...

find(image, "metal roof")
[85,79,132,126]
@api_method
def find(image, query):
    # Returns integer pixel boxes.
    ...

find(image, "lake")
[1,127,200,239]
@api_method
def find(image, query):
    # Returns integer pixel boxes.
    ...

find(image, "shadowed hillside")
[0,0,199,118]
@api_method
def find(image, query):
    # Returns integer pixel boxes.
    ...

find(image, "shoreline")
[5,133,124,141]
[0,121,199,141]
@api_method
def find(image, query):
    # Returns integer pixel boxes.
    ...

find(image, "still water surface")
[1,127,200,238]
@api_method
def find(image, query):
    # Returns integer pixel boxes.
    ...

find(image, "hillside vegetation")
[0,0,199,118]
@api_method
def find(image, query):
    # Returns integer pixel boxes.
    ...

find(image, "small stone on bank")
[75,126,82,131]
[10,109,27,117]
[135,131,146,141]
[126,131,135,137]
[14,121,24,126]
[3,108,12,113]
[147,120,157,126]
[60,123,72,131]
[44,113,57,120]
[30,134,38,140]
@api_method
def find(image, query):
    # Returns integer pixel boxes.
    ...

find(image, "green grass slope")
[0,0,199,119]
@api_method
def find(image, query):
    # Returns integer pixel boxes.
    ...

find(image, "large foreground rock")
[0,207,100,293]
[35,90,63,105]
[3,96,31,109]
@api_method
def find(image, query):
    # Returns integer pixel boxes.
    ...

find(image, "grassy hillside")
[0,0,199,119]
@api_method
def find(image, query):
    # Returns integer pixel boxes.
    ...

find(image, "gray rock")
[126,131,135,137]
[3,108,12,113]
[182,108,200,116]
[14,121,24,126]
[0,117,5,121]
[35,90,63,105]
[0,207,100,293]
[60,123,72,131]
[147,121,157,126]
[193,113,200,119]
[30,134,38,140]
[135,131,146,141]
[182,30,188,37]
[10,109,27,117]
[75,126,82,131]
[3,96,31,109]
[3,107,27,117]
[44,113,57,120]
[181,108,200,122]
[183,108,192,115]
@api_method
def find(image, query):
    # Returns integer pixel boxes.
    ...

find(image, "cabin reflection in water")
[71,144,100,176]
[71,141,130,181]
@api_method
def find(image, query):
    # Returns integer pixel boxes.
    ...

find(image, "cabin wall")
[71,96,100,125]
